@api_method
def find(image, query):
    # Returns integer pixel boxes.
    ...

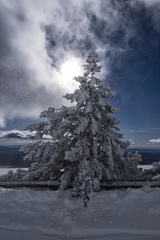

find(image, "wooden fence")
[0,180,159,189]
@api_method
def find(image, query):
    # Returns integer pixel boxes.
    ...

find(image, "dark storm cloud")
[0,0,160,128]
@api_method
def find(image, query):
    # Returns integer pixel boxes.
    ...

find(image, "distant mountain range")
[0,129,51,139]
[0,129,36,139]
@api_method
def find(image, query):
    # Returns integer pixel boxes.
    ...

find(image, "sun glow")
[59,56,83,92]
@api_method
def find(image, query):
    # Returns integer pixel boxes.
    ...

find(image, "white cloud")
[141,0,160,31]
[129,139,135,144]
[0,0,123,127]
[129,128,160,133]
[0,116,5,128]
[0,0,160,128]
[149,139,160,144]
[141,0,160,5]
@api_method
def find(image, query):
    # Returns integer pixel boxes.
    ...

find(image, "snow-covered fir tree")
[13,50,141,206]
[125,151,143,179]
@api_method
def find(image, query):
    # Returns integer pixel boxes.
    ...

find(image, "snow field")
[0,187,160,239]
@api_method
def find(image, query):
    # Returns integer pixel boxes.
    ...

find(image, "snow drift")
[0,188,160,240]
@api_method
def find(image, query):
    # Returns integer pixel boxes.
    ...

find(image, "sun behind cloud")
[59,56,83,92]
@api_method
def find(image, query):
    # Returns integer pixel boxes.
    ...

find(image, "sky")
[0,0,160,145]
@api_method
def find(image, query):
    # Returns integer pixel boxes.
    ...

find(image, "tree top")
[83,49,102,77]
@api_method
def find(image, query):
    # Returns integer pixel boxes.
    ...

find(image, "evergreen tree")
[22,49,130,206]
[125,151,143,179]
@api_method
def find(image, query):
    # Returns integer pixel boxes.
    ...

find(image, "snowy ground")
[0,187,160,240]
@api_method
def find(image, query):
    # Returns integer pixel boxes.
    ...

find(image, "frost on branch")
[25,122,49,138]
[83,49,101,77]
[143,161,160,180]
[9,49,142,206]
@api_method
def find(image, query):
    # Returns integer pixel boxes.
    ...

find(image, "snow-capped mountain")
[0,130,36,139]
[0,130,51,139]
